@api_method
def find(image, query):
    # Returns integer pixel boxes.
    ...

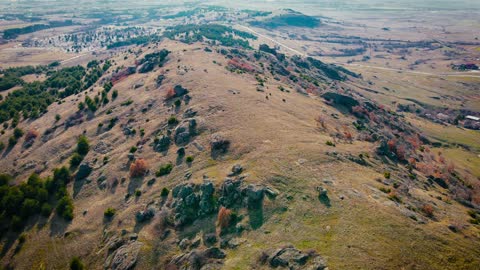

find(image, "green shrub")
[326,141,335,147]
[41,203,52,217]
[174,99,181,107]
[161,187,170,197]
[384,171,391,179]
[13,127,24,138]
[70,153,83,168]
[76,135,89,156]
[185,156,194,163]
[167,116,178,125]
[55,114,61,121]
[57,195,74,220]
[156,163,173,177]
[130,146,137,153]
[70,257,85,270]
[135,189,142,197]
[0,141,5,152]
[104,207,116,218]
[8,136,17,147]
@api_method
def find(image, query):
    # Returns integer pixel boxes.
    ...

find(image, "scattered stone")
[183,108,197,118]
[228,164,243,176]
[192,141,205,151]
[94,141,111,154]
[262,245,327,270]
[179,238,190,250]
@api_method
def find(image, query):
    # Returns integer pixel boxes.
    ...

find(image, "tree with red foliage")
[165,87,176,100]
[406,134,421,150]
[25,129,39,142]
[387,138,397,152]
[130,158,148,177]
[421,204,434,218]
[446,162,455,174]
[216,206,232,235]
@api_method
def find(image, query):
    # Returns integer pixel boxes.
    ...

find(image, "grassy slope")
[1,40,479,269]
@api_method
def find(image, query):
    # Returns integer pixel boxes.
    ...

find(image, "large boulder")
[104,236,143,270]
[154,135,171,152]
[210,134,230,156]
[219,178,243,208]
[135,207,156,223]
[263,245,327,270]
[174,119,197,145]
[199,181,216,215]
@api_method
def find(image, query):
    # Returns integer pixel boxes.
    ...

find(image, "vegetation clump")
[156,163,173,177]
[130,159,148,177]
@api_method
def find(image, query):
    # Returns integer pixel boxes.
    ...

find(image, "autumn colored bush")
[130,158,148,177]
[165,87,176,100]
[216,206,232,233]
[25,129,39,142]
[422,204,434,218]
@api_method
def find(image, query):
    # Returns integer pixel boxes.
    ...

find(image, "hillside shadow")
[248,207,264,230]
[73,177,86,198]
[128,176,145,194]
[49,215,70,237]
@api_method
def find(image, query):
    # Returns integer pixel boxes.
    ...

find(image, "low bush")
[104,207,116,218]
[130,158,148,177]
[156,163,173,177]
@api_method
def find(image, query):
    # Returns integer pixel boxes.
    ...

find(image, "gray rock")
[155,135,171,152]
[94,141,110,154]
[107,241,142,270]
[179,238,190,250]
[270,246,309,268]
[183,108,197,118]
[135,207,155,223]
[210,134,230,153]
[228,164,243,176]
[203,247,226,259]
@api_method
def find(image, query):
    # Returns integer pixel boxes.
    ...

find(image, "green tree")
[76,135,89,156]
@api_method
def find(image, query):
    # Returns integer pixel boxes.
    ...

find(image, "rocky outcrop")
[174,118,197,145]
[261,245,327,270]
[166,247,226,270]
[104,233,143,270]
[210,134,230,155]
[154,135,171,152]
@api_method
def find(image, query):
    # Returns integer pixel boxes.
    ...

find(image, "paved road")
[238,25,480,79]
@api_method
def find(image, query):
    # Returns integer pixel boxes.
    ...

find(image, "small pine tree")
[76,135,89,156]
